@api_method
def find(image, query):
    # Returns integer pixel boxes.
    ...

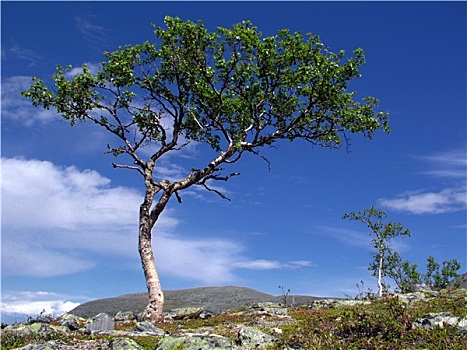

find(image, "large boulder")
[84,312,115,332]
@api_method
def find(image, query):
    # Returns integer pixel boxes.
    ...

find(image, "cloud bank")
[0,291,82,320]
[2,157,313,283]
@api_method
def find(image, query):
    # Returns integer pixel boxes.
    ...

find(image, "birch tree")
[343,207,410,297]
[23,16,390,321]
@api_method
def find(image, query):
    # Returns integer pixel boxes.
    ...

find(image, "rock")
[3,322,69,337]
[134,321,166,335]
[14,340,68,349]
[412,312,467,330]
[448,273,467,289]
[57,313,84,331]
[115,311,137,322]
[156,334,237,349]
[251,302,288,315]
[84,312,115,332]
[458,317,467,331]
[406,283,432,293]
[237,325,277,349]
[109,337,143,350]
[396,292,426,304]
[166,307,205,320]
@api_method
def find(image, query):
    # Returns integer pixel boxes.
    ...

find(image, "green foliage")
[423,256,461,290]
[343,207,410,296]
[385,251,421,293]
[22,16,389,166]
[275,290,467,349]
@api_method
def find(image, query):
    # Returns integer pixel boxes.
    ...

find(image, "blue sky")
[1,1,466,322]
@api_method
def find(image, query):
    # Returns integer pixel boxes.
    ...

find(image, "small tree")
[423,256,461,290]
[343,207,410,297]
[23,17,390,321]
[385,251,420,293]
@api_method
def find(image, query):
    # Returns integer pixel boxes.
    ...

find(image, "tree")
[22,16,390,321]
[342,207,410,297]
[423,256,461,290]
[385,251,420,293]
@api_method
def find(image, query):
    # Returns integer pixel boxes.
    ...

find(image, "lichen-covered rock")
[237,325,277,349]
[109,337,143,350]
[134,321,166,335]
[83,312,114,332]
[156,334,237,349]
[396,292,426,304]
[115,311,137,322]
[251,302,288,315]
[165,307,205,320]
[412,312,467,330]
[57,313,85,331]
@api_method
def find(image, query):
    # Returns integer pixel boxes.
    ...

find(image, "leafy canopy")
[22,16,389,178]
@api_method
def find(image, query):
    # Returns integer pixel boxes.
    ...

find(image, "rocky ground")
[2,282,467,350]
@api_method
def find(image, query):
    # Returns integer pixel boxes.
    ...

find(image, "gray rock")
[115,311,137,322]
[84,312,115,332]
[457,317,467,331]
[406,283,432,293]
[396,292,426,304]
[156,334,237,349]
[237,326,276,349]
[251,302,288,315]
[412,312,466,330]
[448,272,467,289]
[14,340,67,350]
[109,337,143,350]
[57,313,84,331]
[166,307,205,320]
[134,321,166,335]
[3,322,69,337]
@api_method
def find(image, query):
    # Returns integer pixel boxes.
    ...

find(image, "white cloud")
[234,259,315,270]
[74,16,110,52]
[379,149,467,215]
[2,42,41,67]
[417,149,466,178]
[1,291,81,318]
[378,187,467,215]
[1,76,59,126]
[2,157,311,283]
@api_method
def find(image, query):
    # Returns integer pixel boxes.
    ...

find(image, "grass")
[271,290,467,350]
[2,289,466,350]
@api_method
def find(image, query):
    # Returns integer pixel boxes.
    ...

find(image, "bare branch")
[112,162,144,175]
[196,171,240,201]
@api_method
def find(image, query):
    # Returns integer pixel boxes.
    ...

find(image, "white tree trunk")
[378,256,383,298]
[139,223,164,321]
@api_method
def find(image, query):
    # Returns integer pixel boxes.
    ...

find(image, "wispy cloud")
[74,16,110,52]
[2,157,311,283]
[234,259,315,270]
[378,149,466,215]
[1,76,59,126]
[417,149,467,179]
[378,187,466,215]
[2,42,42,67]
[316,226,410,252]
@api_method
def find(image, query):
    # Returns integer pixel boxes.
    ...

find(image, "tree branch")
[112,162,144,175]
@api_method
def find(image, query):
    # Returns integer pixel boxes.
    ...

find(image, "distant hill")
[69,286,325,318]
[449,272,467,289]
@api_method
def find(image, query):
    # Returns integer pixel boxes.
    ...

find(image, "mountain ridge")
[69,285,327,318]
